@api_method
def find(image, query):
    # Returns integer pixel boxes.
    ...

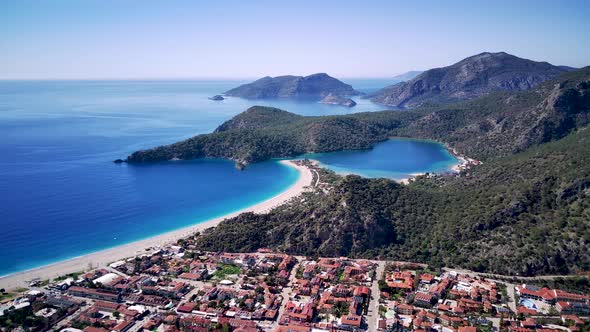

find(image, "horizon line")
[0,75,415,81]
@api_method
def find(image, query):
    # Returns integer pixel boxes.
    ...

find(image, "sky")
[0,0,589,79]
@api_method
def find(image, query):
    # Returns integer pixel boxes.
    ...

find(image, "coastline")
[0,160,313,290]
[397,146,480,184]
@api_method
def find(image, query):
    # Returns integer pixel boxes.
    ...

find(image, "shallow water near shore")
[0,79,447,276]
[298,139,458,180]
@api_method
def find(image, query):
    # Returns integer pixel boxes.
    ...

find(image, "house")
[113,320,134,332]
[561,315,585,326]
[554,290,590,303]
[68,286,120,302]
[430,278,451,298]
[395,303,414,315]
[284,302,314,322]
[439,314,463,327]
[515,285,588,305]
[83,327,109,332]
[340,314,362,329]
[274,325,310,332]
[177,302,197,313]
[420,274,435,284]
[353,286,371,298]
[220,253,240,265]
[386,271,414,291]
[556,301,590,315]
[414,292,434,308]
[458,327,477,332]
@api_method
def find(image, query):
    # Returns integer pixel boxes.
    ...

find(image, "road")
[505,282,517,313]
[268,260,300,331]
[366,261,386,332]
[127,315,151,332]
[441,267,585,281]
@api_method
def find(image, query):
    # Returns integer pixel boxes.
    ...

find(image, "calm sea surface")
[300,138,457,180]
[0,79,450,276]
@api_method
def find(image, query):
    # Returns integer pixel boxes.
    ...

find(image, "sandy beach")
[0,160,313,290]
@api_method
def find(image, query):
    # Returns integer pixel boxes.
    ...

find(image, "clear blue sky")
[1,0,588,79]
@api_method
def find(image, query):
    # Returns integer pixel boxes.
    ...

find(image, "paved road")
[441,268,585,281]
[505,282,517,313]
[127,315,151,332]
[366,261,386,332]
[268,260,300,331]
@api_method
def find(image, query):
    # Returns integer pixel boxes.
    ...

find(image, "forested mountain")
[194,125,590,276]
[126,67,590,164]
[125,67,590,276]
[224,73,360,99]
[369,52,573,108]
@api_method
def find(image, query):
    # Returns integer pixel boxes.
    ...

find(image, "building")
[414,292,434,308]
[395,303,414,315]
[340,314,363,329]
[68,286,120,302]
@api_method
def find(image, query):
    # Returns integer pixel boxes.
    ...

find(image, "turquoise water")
[300,139,457,180]
[0,79,444,277]
[520,299,538,310]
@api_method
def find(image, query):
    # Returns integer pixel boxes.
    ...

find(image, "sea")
[0,79,455,276]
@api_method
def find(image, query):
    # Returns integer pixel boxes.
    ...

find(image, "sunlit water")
[0,79,446,276]
[299,138,457,180]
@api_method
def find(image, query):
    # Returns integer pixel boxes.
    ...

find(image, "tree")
[332,301,349,318]
[113,311,120,319]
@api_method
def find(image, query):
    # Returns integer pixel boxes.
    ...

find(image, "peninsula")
[319,93,357,107]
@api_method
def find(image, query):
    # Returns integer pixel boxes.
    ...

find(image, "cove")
[298,138,458,180]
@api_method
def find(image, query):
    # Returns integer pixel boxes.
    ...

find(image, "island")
[208,94,225,101]
[319,93,357,107]
[224,73,361,100]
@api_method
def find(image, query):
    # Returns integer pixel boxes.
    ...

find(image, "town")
[1,243,588,332]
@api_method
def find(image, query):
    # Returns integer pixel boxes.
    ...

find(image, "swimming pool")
[520,299,538,310]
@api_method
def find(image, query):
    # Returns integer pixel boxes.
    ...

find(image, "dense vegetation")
[126,68,590,164]
[224,73,360,99]
[127,68,590,276]
[195,127,590,276]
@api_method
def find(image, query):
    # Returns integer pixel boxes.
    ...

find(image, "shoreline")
[0,160,313,290]
[397,141,474,184]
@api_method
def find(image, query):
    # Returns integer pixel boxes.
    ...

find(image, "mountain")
[390,70,423,82]
[194,126,590,276]
[124,68,590,275]
[125,67,590,165]
[369,52,573,108]
[224,73,361,99]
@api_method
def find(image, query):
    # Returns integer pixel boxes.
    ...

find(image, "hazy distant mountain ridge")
[225,73,361,99]
[370,52,573,108]
[390,70,423,82]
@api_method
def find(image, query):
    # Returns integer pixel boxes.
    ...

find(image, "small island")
[209,95,225,101]
[224,73,360,100]
[319,93,357,107]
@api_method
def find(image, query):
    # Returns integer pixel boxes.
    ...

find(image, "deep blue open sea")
[0,79,453,276]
